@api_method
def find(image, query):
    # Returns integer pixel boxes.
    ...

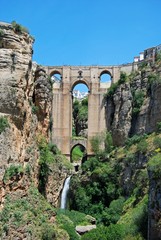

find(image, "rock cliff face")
[106,64,161,146]
[105,63,161,239]
[0,22,65,212]
[148,170,161,240]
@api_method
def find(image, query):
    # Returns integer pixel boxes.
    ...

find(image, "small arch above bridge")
[99,69,113,78]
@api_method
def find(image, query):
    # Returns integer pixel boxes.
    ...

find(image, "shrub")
[3,165,23,183]
[148,73,158,85]
[106,82,119,97]
[138,61,148,70]
[137,139,148,153]
[72,98,88,137]
[81,224,126,240]
[25,164,31,176]
[0,116,10,134]
[11,21,29,34]
[156,122,161,133]
[132,90,145,115]
[48,142,59,154]
[0,29,4,37]
[56,209,88,226]
[148,153,161,178]
[118,195,148,237]
[104,131,113,153]
[124,153,135,163]
[32,105,39,114]
[125,134,147,148]
[14,211,23,223]
[106,72,128,97]
[90,134,102,154]
[56,212,80,240]
[153,136,161,149]
[118,72,128,84]
[156,52,161,63]
[101,197,125,226]
[37,136,55,194]
[41,224,56,240]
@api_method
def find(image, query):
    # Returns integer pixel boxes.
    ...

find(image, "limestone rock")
[105,65,161,145]
[148,170,161,240]
[0,22,67,215]
[106,82,132,145]
[34,68,52,135]
[76,225,96,235]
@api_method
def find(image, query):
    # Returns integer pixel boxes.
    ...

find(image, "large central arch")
[44,65,135,159]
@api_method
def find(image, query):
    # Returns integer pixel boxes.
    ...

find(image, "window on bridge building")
[50,72,62,83]
[100,71,112,87]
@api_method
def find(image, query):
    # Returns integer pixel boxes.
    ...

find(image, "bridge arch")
[100,69,112,77]
[71,79,90,92]
[70,143,87,171]
[50,70,62,82]
[99,70,112,83]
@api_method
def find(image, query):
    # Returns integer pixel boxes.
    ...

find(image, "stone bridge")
[44,64,137,159]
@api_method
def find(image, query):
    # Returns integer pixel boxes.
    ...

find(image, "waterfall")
[60,176,71,209]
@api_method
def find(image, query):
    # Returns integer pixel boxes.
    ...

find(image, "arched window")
[100,71,112,87]
[50,71,62,83]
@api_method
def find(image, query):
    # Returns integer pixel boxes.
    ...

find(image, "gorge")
[0,21,161,240]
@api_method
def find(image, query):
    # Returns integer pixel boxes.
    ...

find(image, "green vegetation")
[56,209,91,240]
[0,186,67,239]
[90,131,113,155]
[107,82,119,96]
[106,72,128,97]
[156,52,161,63]
[3,165,24,184]
[148,153,161,178]
[132,90,145,115]
[153,136,161,149]
[72,146,83,162]
[11,21,29,34]
[72,97,88,137]
[37,135,72,195]
[137,139,148,153]
[0,116,10,134]
[0,29,4,37]
[125,134,147,148]
[148,73,158,85]
[68,130,152,239]
[138,61,148,70]
[156,121,161,133]
[32,105,39,114]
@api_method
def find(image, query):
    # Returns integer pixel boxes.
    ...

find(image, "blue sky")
[1,0,161,68]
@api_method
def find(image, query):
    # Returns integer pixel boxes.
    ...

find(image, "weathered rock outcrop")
[0,22,66,212]
[0,22,39,206]
[148,170,161,240]
[105,62,161,239]
[105,64,161,146]
[106,82,132,146]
